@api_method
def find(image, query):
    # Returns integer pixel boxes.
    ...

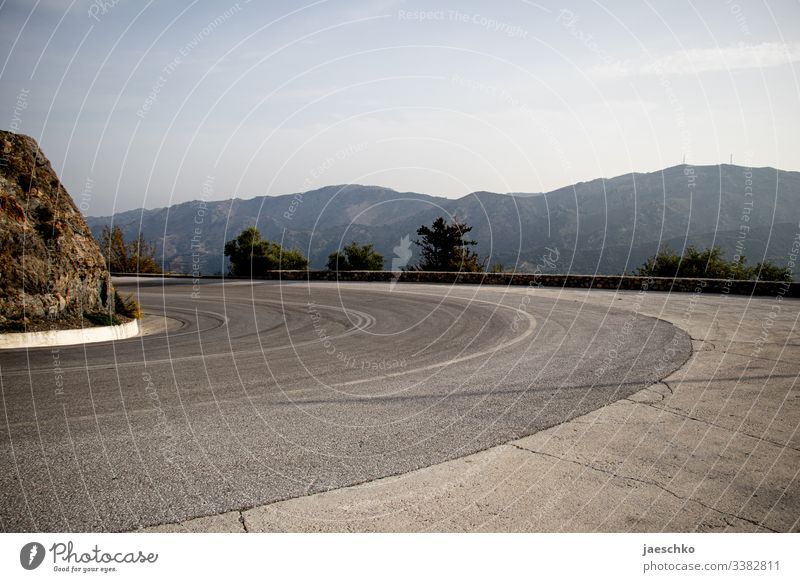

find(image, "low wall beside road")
[247,270,798,297]
[116,271,798,297]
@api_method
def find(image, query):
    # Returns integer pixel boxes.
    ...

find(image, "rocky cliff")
[0,130,113,329]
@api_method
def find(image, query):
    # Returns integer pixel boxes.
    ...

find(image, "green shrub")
[752,262,793,282]
[224,227,309,275]
[114,290,142,319]
[0,320,27,333]
[327,241,384,271]
[636,245,792,282]
[85,312,122,326]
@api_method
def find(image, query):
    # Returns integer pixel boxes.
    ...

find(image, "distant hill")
[86,165,800,278]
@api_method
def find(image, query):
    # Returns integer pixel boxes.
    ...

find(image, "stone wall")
[246,270,798,297]
[0,130,113,325]
[139,269,798,297]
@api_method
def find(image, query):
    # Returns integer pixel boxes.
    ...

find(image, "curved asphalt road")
[0,278,690,532]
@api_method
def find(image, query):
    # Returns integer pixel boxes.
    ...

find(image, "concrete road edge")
[0,319,140,349]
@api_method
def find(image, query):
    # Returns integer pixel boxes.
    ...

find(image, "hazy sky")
[2,0,798,215]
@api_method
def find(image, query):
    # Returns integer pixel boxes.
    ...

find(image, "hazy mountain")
[86,165,800,277]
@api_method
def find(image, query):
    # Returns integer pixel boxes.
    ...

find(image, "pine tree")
[414,217,482,272]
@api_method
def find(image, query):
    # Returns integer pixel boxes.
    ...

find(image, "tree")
[327,241,384,271]
[224,226,308,275]
[127,233,161,274]
[414,217,482,272]
[752,261,793,282]
[99,225,163,274]
[636,245,792,282]
[99,225,128,272]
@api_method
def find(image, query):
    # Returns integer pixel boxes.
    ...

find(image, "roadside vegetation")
[224,219,488,274]
[99,225,163,274]
[113,290,142,319]
[327,242,384,271]
[224,227,309,275]
[95,225,151,323]
[85,312,122,326]
[414,217,483,272]
[83,290,141,327]
[636,245,792,281]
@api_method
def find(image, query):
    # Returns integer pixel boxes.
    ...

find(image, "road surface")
[0,278,689,532]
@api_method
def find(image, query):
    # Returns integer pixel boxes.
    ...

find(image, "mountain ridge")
[86,163,800,278]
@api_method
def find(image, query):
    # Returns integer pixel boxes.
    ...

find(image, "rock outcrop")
[0,130,112,328]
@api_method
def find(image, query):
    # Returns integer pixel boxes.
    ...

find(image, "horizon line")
[86,161,799,217]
